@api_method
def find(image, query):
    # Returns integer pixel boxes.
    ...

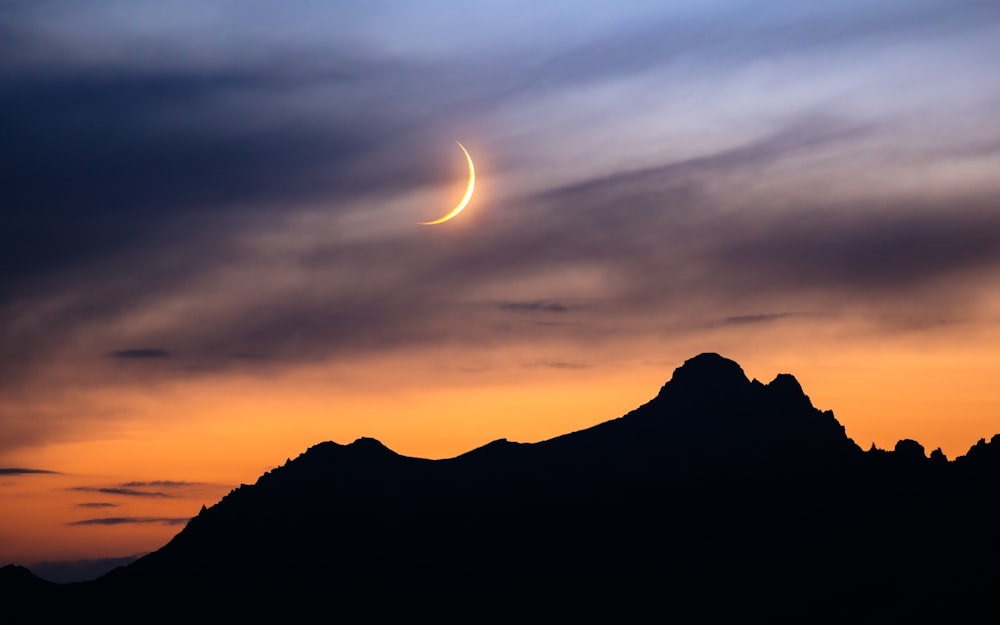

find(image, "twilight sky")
[3,0,1000,575]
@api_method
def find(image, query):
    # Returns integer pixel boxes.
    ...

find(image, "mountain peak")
[673,352,750,383]
[349,437,392,452]
[764,372,814,410]
[655,352,751,402]
[768,372,803,394]
[342,436,400,460]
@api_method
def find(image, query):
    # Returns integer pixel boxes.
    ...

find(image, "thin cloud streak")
[720,314,797,326]
[67,481,221,499]
[119,480,205,488]
[106,349,171,359]
[0,468,58,475]
[70,487,172,499]
[68,517,190,527]
[498,301,573,313]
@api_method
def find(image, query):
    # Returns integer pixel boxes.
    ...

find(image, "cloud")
[13,1,990,307]
[5,117,1000,395]
[709,199,1000,299]
[68,480,223,500]
[537,116,866,206]
[106,349,171,359]
[524,361,591,370]
[0,50,445,299]
[68,517,189,527]
[0,467,58,475]
[720,314,797,326]
[499,301,572,313]
[75,502,119,509]
[70,487,172,498]
[119,480,204,488]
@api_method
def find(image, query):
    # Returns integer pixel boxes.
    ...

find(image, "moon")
[419,141,475,225]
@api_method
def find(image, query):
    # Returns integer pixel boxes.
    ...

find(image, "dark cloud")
[119,480,204,488]
[716,200,1000,294]
[524,361,591,370]
[538,116,865,207]
[499,301,572,313]
[497,122,1000,315]
[106,349,171,359]
[75,502,118,509]
[70,487,171,498]
[0,467,58,475]
[0,54,447,301]
[720,314,796,326]
[0,32,485,393]
[68,517,189,527]
[68,481,223,499]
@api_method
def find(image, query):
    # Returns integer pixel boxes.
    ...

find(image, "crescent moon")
[419,141,475,225]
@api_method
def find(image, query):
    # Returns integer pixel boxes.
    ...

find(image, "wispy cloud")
[69,480,223,499]
[524,361,591,370]
[119,480,204,488]
[68,517,189,527]
[70,487,172,498]
[499,301,572,313]
[0,467,58,475]
[106,349,171,359]
[720,313,797,326]
[75,502,118,509]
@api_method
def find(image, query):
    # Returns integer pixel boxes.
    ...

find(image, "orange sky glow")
[4,332,1000,566]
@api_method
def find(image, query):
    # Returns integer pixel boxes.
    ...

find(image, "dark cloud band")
[68,517,190,527]
[106,349,171,359]
[0,467,58,475]
[70,487,171,498]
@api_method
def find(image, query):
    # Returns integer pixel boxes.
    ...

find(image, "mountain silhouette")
[4,353,999,621]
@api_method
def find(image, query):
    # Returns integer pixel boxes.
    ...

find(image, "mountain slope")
[6,353,1000,621]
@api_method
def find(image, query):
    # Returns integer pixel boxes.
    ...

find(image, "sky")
[3,0,1000,579]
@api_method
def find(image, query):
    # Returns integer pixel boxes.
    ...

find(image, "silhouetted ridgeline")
[4,353,999,621]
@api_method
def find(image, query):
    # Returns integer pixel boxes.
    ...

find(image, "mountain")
[5,353,999,621]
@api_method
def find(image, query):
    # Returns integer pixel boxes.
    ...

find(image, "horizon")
[3,1,1000,580]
